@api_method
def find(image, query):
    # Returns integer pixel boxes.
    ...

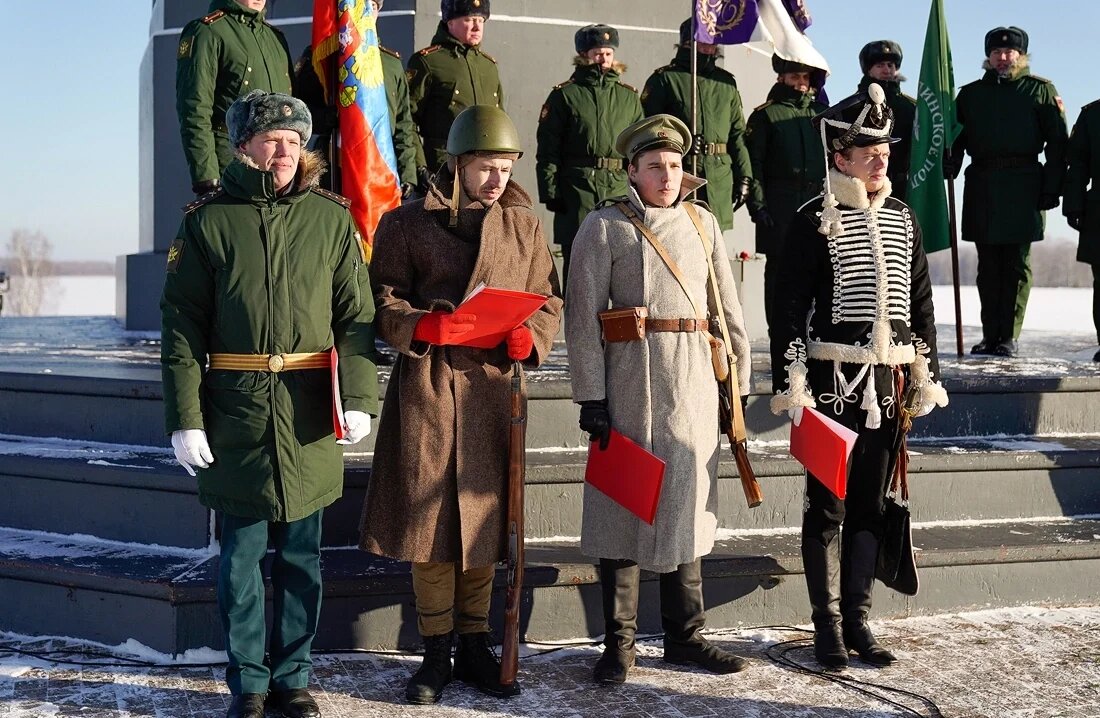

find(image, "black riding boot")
[659,559,747,674]
[593,558,640,684]
[841,530,897,666]
[803,533,848,669]
[405,632,453,704]
[453,632,521,698]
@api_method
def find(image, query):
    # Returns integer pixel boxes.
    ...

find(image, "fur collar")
[234,148,326,193]
[572,56,628,75]
[982,54,1030,79]
[828,168,892,210]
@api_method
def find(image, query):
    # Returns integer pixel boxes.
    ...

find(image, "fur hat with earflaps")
[226,90,312,147]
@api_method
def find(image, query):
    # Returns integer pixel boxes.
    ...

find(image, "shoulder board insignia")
[654,64,673,75]
[201,9,225,24]
[1029,74,1053,84]
[264,21,285,35]
[620,81,638,93]
[381,45,401,59]
[553,79,574,90]
[417,45,442,56]
[311,187,353,207]
[480,51,497,64]
[900,92,917,103]
[753,100,773,112]
[182,187,224,213]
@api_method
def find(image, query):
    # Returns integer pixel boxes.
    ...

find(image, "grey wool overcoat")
[359,175,562,570]
[565,182,751,573]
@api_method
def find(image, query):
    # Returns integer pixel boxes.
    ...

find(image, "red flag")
[311,0,401,261]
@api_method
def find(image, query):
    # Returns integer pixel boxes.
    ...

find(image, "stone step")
[1,518,1097,654]
[4,434,1100,547]
[3,343,1100,447]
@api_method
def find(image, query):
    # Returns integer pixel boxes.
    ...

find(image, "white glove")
[171,429,213,477]
[788,407,804,426]
[338,410,372,445]
[915,397,937,418]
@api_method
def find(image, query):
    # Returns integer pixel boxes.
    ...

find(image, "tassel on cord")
[817,121,844,237]
[861,370,881,429]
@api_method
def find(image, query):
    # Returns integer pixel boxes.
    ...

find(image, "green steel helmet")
[446,105,523,158]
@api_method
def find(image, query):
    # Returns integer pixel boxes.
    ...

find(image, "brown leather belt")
[645,318,707,332]
[209,351,329,373]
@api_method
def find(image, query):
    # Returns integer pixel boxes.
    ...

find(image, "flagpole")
[946,171,964,357]
[327,1,342,195]
[689,0,698,181]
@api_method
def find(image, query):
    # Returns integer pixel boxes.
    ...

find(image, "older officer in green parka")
[947,26,1068,358]
[536,23,643,289]
[176,0,294,196]
[161,91,377,718]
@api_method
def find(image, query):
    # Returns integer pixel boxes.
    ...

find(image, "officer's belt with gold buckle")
[567,156,624,170]
[699,142,728,156]
[209,352,329,373]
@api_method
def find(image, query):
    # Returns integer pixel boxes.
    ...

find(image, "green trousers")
[411,561,495,637]
[975,243,1033,342]
[219,509,323,695]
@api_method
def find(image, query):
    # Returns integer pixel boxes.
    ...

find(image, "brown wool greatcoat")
[359,176,562,570]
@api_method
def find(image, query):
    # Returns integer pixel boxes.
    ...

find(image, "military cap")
[226,90,312,147]
[813,83,899,153]
[441,0,489,21]
[859,40,903,74]
[985,26,1028,55]
[575,24,619,54]
[772,53,818,75]
[615,114,692,164]
[447,105,522,158]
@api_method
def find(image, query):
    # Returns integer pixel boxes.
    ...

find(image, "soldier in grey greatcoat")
[565,115,752,685]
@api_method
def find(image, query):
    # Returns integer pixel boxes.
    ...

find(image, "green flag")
[907,0,961,253]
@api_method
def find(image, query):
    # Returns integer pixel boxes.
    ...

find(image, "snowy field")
[18,278,1100,335]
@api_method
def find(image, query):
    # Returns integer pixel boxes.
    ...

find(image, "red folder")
[789,407,858,499]
[330,347,346,441]
[453,284,549,349]
[584,429,666,524]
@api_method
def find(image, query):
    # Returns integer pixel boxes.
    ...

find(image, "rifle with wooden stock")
[500,360,526,688]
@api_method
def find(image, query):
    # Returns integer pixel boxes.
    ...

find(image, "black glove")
[578,399,611,451]
[545,197,565,214]
[1038,193,1060,211]
[416,166,433,196]
[191,179,220,196]
[691,133,705,157]
[942,154,963,181]
[749,206,774,228]
[732,177,751,211]
[740,395,749,415]
[1067,212,1084,231]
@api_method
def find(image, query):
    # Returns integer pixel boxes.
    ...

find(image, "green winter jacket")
[1065,100,1100,265]
[536,60,643,249]
[953,64,1068,245]
[745,82,827,255]
[161,150,378,522]
[175,0,294,187]
[407,22,505,173]
[641,48,753,231]
[858,76,916,202]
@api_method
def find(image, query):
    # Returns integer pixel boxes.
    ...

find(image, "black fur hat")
[575,24,619,54]
[859,40,903,74]
[227,90,312,147]
[442,0,489,21]
[985,26,1027,55]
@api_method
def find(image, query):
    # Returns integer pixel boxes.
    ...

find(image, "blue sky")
[0,1,1096,261]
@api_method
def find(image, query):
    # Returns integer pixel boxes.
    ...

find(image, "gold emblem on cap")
[1002,34,1009,42]
[282,104,293,116]
[268,354,285,373]
[604,32,610,40]
[473,0,480,6]
[657,131,668,138]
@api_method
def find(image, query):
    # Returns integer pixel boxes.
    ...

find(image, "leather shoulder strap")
[615,202,704,320]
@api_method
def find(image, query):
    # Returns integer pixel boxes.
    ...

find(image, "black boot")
[660,560,748,674]
[803,533,848,669]
[405,632,453,704]
[453,632,521,698]
[970,337,997,355]
[841,531,897,666]
[268,688,320,718]
[226,693,266,718]
[593,558,640,684]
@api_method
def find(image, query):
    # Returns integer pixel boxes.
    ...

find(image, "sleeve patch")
[539,103,550,122]
[355,231,369,264]
[406,68,417,84]
[1055,96,1065,113]
[177,36,193,59]
[166,239,185,274]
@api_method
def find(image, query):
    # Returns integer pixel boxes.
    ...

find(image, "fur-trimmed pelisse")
[226,90,312,147]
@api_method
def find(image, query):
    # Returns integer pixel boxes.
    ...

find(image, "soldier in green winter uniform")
[293,0,418,196]
[176,0,294,195]
[947,27,1068,357]
[162,91,377,718]
[536,24,642,289]
[858,41,915,202]
[641,19,752,232]
[1063,100,1100,362]
[745,55,828,333]
[408,0,504,184]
